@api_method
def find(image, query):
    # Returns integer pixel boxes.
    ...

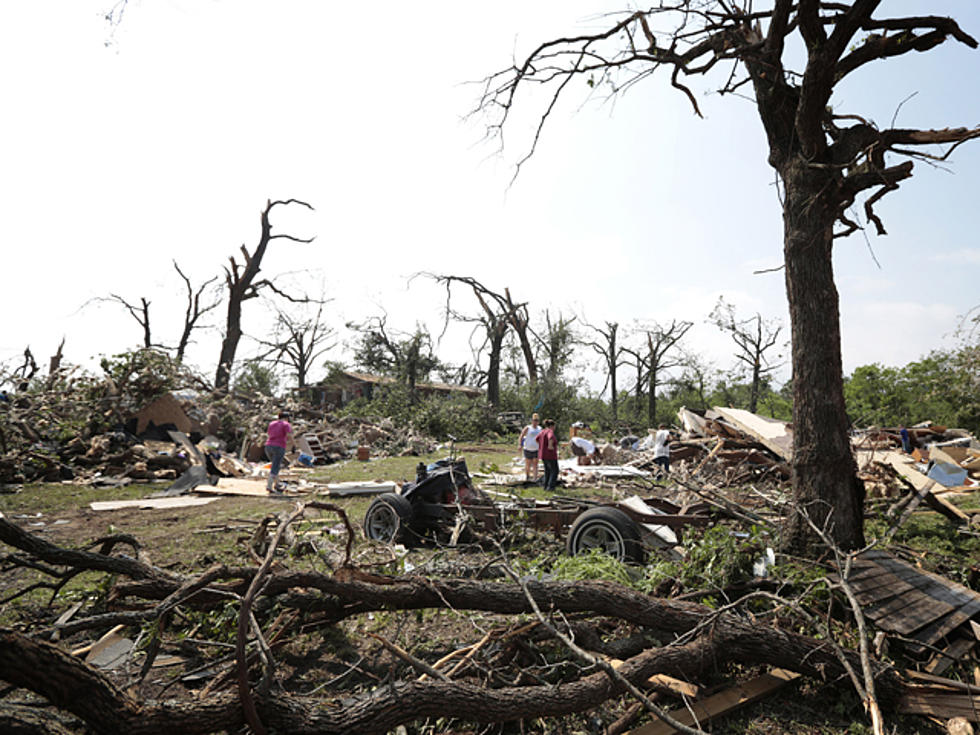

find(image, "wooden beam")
[626,669,800,735]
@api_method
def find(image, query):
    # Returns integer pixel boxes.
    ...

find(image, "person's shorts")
[523,449,538,460]
[570,443,586,456]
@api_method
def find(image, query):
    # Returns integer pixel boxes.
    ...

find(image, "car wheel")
[363,493,416,545]
[566,506,646,564]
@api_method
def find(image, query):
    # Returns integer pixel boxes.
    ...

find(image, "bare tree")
[642,320,693,426]
[503,287,537,385]
[709,298,785,414]
[428,275,535,406]
[582,319,623,422]
[173,261,221,364]
[478,3,980,551]
[47,338,66,377]
[215,199,315,391]
[255,302,334,389]
[104,294,153,349]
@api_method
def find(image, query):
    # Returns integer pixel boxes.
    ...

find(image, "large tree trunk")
[749,359,761,413]
[780,159,865,552]
[647,364,657,427]
[485,325,505,407]
[609,325,619,422]
[215,296,243,391]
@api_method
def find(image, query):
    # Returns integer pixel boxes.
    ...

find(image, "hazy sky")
[2,1,978,392]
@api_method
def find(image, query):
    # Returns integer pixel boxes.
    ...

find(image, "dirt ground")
[2,444,976,734]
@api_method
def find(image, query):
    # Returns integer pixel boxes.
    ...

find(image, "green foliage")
[233,360,279,398]
[99,348,184,401]
[498,375,602,435]
[639,525,767,595]
[337,384,498,441]
[551,548,634,586]
[844,345,980,433]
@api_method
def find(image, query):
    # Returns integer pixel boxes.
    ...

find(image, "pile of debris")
[1,378,440,486]
[854,422,980,496]
[579,406,793,488]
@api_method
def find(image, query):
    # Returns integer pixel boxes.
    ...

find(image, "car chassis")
[363,453,712,563]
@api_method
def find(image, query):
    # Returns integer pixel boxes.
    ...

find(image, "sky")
[1,1,978,394]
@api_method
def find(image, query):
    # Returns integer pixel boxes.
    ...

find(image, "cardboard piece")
[136,393,195,435]
[90,496,219,511]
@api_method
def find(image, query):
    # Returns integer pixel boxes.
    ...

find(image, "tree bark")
[780,158,865,552]
[486,323,506,407]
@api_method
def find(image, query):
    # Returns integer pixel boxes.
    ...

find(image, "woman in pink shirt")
[265,411,292,492]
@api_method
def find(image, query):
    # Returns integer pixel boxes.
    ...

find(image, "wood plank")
[890,598,959,636]
[711,407,793,461]
[196,478,277,496]
[90,496,219,511]
[898,690,980,720]
[863,587,933,621]
[904,669,980,695]
[911,598,980,649]
[923,490,972,523]
[606,659,700,699]
[924,638,976,676]
[626,669,800,735]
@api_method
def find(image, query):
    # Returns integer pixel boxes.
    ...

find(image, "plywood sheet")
[711,407,793,460]
[197,478,272,496]
[90,496,219,511]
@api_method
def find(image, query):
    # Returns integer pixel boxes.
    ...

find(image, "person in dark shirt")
[537,419,559,492]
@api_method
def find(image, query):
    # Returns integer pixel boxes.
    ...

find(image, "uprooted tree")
[479,2,980,551]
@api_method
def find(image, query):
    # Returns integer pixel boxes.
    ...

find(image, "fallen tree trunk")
[0,516,906,734]
[0,623,901,735]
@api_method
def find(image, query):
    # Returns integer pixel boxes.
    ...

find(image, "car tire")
[566,506,646,564]
[363,493,416,545]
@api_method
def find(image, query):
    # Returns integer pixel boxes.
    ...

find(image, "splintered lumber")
[925,638,977,676]
[626,668,800,735]
[607,658,700,698]
[899,686,980,722]
[90,496,219,511]
[923,491,972,524]
[711,407,793,461]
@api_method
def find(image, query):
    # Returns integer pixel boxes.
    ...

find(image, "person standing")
[265,411,293,493]
[899,426,912,454]
[653,423,672,474]
[538,419,559,492]
[518,413,543,482]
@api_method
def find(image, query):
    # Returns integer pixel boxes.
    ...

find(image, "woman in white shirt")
[518,413,543,482]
